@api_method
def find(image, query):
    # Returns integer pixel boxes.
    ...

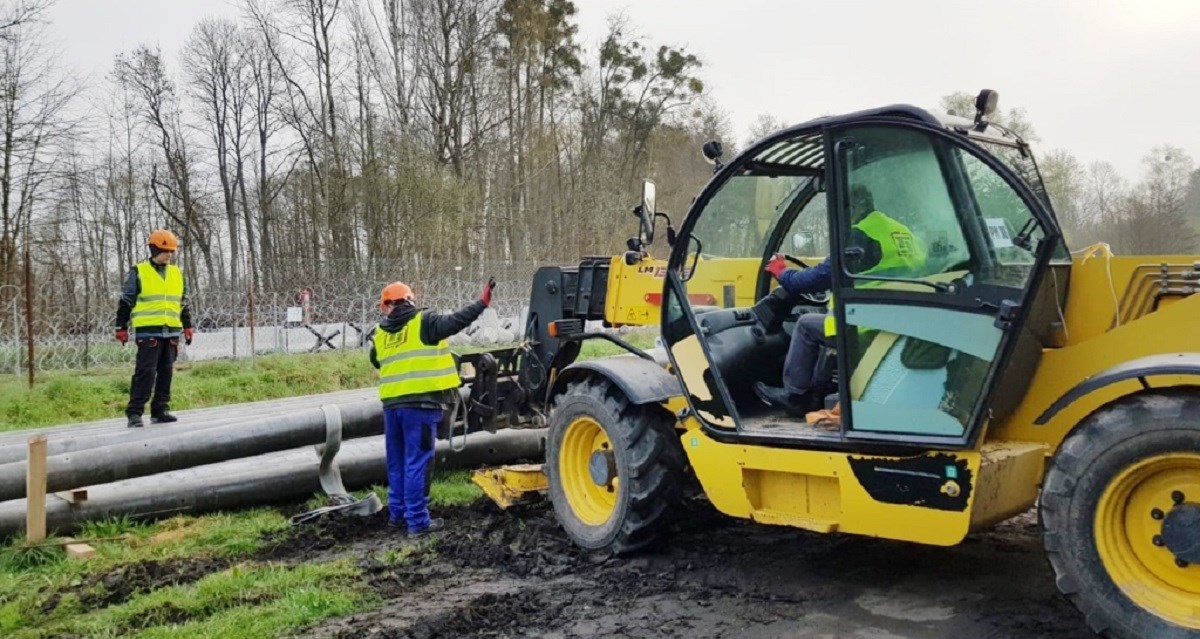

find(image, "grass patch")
[0,508,291,636]
[0,433,489,636]
[23,560,367,639]
[0,351,376,431]
[431,469,484,506]
[359,469,484,512]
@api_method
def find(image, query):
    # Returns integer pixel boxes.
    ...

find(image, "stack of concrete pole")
[0,388,546,536]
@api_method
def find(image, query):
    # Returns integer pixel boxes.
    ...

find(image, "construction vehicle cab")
[666,95,1060,445]
[476,90,1200,639]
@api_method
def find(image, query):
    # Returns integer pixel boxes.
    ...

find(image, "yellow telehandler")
[473,90,1199,639]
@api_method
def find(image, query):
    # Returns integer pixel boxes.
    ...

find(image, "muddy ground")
[257,498,1093,639]
[45,498,1093,638]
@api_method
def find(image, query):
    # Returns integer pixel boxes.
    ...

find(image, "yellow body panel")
[677,417,978,545]
[604,254,823,328]
[991,254,1200,448]
[658,398,1050,545]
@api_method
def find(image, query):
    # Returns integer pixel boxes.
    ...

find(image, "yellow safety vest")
[374,312,460,401]
[131,262,184,329]
[824,211,927,337]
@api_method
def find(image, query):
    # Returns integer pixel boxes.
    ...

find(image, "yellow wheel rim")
[1095,452,1200,629]
[560,416,619,526]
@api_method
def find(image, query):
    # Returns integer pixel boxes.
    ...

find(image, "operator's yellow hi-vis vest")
[374,312,460,401]
[825,211,927,337]
[131,262,184,329]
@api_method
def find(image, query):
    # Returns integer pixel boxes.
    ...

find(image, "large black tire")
[546,378,686,555]
[1041,392,1200,639]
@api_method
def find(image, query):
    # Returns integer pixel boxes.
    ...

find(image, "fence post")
[231,292,238,360]
[10,298,19,377]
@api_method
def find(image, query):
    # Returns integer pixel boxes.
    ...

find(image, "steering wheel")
[780,253,830,305]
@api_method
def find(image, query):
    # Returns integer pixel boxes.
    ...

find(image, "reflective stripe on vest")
[824,211,928,337]
[131,262,184,329]
[374,312,460,401]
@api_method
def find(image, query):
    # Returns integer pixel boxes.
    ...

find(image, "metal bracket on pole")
[291,404,381,525]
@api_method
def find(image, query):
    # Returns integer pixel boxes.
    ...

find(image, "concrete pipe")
[0,428,547,537]
[0,401,386,501]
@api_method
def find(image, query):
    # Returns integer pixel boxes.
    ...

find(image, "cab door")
[827,122,1059,446]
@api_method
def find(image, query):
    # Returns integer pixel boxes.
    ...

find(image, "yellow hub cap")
[560,416,619,526]
[1095,452,1200,628]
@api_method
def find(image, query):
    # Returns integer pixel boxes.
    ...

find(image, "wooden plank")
[54,489,88,504]
[64,543,96,559]
[26,435,47,543]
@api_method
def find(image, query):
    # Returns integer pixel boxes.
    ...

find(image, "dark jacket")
[369,300,486,410]
[115,261,193,338]
[777,228,883,296]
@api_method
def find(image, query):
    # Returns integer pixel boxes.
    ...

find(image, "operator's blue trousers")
[383,406,441,532]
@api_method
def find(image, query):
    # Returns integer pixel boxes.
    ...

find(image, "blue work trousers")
[784,314,830,396]
[383,406,441,531]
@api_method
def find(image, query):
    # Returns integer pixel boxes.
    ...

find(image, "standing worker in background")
[115,229,195,428]
[370,276,495,536]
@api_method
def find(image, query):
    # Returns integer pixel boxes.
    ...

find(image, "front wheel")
[546,378,686,555]
[1041,392,1200,639]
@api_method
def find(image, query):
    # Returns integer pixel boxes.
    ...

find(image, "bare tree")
[0,1,77,287]
[184,17,247,285]
[113,46,216,287]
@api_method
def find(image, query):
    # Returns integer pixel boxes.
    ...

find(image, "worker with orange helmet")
[114,229,194,428]
[369,275,495,535]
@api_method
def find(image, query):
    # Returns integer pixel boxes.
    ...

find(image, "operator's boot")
[126,413,144,428]
[753,382,815,418]
[150,411,178,424]
[408,518,445,537]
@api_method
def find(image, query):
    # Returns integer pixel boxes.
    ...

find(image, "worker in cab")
[755,184,926,417]
[370,277,495,536]
[115,229,194,428]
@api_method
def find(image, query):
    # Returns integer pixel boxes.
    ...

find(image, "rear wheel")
[546,378,685,554]
[1041,392,1200,639]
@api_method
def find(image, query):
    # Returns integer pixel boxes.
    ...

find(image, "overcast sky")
[48,0,1200,180]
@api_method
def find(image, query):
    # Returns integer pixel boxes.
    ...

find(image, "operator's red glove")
[115,328,128,344]
[481,277,496,306]
[765,253,788,280]
[183,328,195,345]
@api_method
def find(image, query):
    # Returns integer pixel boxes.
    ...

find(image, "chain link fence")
[1,260,549,376]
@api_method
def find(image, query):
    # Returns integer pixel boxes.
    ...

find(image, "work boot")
[150,411,178,424]
[408,518,445,537]
[753,382,813,418]
[127,414,144,428]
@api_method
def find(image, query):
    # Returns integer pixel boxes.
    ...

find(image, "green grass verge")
[0,474,481,638]
[1,328,658,432]
[0,470,484,638]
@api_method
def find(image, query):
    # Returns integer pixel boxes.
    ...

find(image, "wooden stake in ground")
[26,435,47,542]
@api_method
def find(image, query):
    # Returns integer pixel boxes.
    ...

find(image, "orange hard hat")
[380,281,414,310]
[148,229,180,251]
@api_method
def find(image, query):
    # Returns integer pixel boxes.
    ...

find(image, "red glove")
[765,253,788,280]
[115,328,129,344]
[183,328,195,345]
[481,277,496,306]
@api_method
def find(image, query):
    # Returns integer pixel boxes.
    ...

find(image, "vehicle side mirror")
[974,89,999,130]
[792,232,812,252]
[639,179,656,245]
[702,140,724,173]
